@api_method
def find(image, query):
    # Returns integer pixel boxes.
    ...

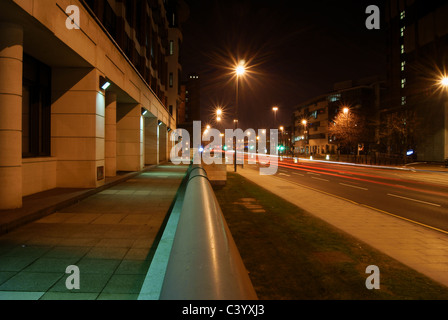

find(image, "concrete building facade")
[0,0,184,209]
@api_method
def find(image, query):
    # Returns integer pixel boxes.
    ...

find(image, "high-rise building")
[177,73,201,136]
[0,0,186,209]
[384,0,448,161]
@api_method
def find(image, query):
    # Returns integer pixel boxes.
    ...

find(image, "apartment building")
[385,0,448,161]
[292,77,384,157]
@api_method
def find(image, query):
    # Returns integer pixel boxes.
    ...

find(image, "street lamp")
[279,126,284,155]
[272,106,278,127]
[301,119,308,155]
[440,76,448,166]
[441,76,448,88]
[234,61,246,172]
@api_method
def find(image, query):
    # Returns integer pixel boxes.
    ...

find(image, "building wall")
[385,0,448,161]
[0,0,184,209]
[292,78,384,157]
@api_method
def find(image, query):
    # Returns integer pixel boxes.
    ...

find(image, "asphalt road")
[248,157,448,233]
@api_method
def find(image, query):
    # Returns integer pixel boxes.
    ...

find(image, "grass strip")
[213,172,448,300]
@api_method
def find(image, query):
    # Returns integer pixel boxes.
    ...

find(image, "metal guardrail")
[159,165,258,300]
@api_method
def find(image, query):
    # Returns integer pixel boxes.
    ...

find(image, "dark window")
[125,0,134,26]
[84,0,95,10]
[22,54,51,158]
[103,0,117,39]
[169,105,173,115]
[135,0,143,45]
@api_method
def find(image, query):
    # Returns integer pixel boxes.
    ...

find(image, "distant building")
[385,0,448,161]
[177,73,201,136]
[0,0,186,209]
[292,77,385,157]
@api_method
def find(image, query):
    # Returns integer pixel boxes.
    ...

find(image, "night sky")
[179,0,387,130]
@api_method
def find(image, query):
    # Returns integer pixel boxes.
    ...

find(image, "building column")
[144,117,159,165]
[159,123,167,162]
[0,23,23,209]
[116,103,144,171]
[105,92,117,176]
[51,68,105,188]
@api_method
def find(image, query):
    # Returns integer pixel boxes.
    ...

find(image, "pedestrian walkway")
[0,164,189,300]
[234,165,448,288]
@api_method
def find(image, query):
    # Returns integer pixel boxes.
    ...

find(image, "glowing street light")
[272,106,279,127]
[234,60,247,172]
[441,76,448,88]
[235,60,246,76]
[343,107,349,114]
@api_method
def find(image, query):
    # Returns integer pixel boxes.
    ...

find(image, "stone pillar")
[0,23,23,209]
[51,68,105,188]
[159,123,167,162]
[116,103,143,171]
[144,117,159,165]
[105,92,117,176]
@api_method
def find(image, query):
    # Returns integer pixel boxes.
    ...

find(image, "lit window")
[328,93,341,102]
[400,26,405,37]
[400,11,405,20]
[169,40,174,55]
[401,45,405,54]
[401,78,406,88]
[401,61,406,71]
[401,96,406,105]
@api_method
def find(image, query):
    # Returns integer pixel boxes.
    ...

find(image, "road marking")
[339,183,368,190]
[306,172,321,176]
[292,172,304,176]
[270,174,448,236]
[361,204,448,236]
[387,193,441,207]
[311,177,329,182]
[278,173,291,177]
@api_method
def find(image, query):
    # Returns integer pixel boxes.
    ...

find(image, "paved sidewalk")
[235,165,448,288]
[0,164,189,300]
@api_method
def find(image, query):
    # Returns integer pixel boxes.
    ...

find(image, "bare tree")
[328,110,367,155]
[379,110,420,161]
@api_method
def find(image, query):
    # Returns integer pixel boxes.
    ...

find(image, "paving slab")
[0,164,189,300]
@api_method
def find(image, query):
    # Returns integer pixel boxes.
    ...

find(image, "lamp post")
[301,119,307,155]
[216,108,222,123]
[441,76,448,166]
[234,61,245,172]
[342,107,355,160]
[272,106,278,128]
[279,126,284,155]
